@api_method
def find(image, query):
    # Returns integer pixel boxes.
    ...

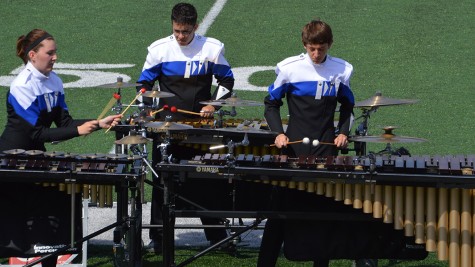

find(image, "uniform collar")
[25,61,49,80]
[176,33,198,49]
[305,53,329,67]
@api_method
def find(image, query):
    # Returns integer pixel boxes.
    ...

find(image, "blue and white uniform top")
[0,62,87,151]
[138,33,234,120]
[264,53,355,156]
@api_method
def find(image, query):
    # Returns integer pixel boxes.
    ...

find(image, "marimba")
[157,153,475,267]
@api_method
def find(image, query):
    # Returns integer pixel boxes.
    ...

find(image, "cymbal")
[144,121,193,131]
[141,90,175,98]
[200,97,263,107]
[98,81,141,89]
[350,126,427,143]
[115,135,152,145]
[354,92,418,108]
[216,127,277,135]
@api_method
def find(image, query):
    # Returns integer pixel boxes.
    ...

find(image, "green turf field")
[0,0,473,266]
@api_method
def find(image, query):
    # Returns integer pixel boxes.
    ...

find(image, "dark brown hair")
[171,2,198,25]
[16,29,54,64]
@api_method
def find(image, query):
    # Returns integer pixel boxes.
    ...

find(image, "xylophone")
[0,150,141,207]
[0,149,144,266]
[157,153,475,267]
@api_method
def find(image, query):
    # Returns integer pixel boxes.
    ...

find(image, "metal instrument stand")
[22,161,143,267]
[353,106,378,156]
[213,107,237,128]
[158,133,261,267]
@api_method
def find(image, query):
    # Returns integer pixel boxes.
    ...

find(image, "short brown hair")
[301,20,333,46]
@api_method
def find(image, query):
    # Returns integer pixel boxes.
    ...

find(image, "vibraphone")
[0,150,144,267]
[157,153,475,267]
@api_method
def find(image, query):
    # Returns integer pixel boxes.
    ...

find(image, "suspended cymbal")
[115,135,152,145]
[98,81,141,89]
[350,126,427,143]
[354,92,418,108]
[200,97,263,107]
[144,121,193,131]
[141,90,175,98]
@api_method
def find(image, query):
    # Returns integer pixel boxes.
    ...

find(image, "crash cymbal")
[200,97,263,107]
[115,135,152,145]
[144,121,193,131]
[350,126,427,143]
[141,90,175,98]
[354,92,418,108]
[3,149,25,155]
[98,81,141,89]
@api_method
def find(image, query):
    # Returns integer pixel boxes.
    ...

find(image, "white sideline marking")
[196,0,228,36]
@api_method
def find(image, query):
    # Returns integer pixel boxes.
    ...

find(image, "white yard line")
[196,0,228,36]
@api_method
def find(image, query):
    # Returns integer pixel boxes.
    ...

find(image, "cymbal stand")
[353,106,378,156]
[377,142,395,155]
[209,133,250,247]
[214,106,237,128]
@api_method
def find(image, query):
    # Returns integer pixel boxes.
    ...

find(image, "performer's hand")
[334,134,349,148]
[78,121,100,135]
[274,133,289,148]
[200,105,215,118]
[99,114,123,129]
